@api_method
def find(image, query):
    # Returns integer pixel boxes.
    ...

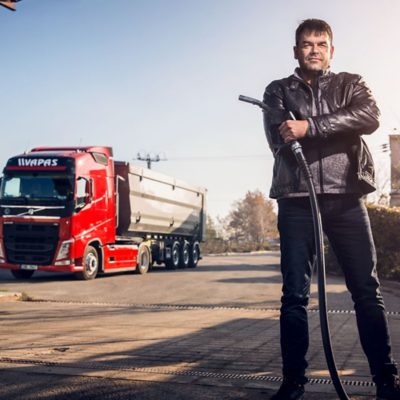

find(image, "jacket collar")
[290,68,332,89]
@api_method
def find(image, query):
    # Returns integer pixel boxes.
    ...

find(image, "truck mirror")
[84,179,92,201]
[75,177,91,211]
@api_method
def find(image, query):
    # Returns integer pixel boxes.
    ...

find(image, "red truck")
[0,146,206,280]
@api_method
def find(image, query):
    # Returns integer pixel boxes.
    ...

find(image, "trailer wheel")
[135,244,151,275]
[179,241,190,268]
[11,269,35,280]
[76,245,99,280]
[188,242,200,268]
[166,241,180,270]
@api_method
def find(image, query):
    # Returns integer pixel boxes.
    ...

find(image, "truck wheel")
[11,269,35,280]
[76,245,99,280]
[179,242,190,268]
[166,241,180,270]
[135,244,151,275]
[188,242,200,268]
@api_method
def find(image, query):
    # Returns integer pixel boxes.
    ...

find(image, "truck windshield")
[0,172,74,203]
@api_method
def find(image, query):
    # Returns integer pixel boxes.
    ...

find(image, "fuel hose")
[238,95,350,400]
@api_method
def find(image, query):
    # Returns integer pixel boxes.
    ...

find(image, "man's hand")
[279,120,309,143]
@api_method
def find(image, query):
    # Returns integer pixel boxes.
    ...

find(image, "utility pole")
[389,132,400,207]
[135,152,166,169]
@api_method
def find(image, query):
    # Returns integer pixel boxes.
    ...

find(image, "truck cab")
[0,146,124,279]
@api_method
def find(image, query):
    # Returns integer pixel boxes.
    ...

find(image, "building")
[390,134,400,207]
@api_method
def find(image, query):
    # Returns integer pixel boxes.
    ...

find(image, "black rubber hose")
[290,142,350,400]
[238,95,350,400]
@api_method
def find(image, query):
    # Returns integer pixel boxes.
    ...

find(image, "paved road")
[1,252,399,311]
[0,253,285,309]
[1,253,399,399]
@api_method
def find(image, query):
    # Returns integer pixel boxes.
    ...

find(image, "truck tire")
[75,245,99,280]
[135,244,151,275]
[166,241,180,270]
[188,242,200,268]
[11,269,35,280]
[179,241,190,268]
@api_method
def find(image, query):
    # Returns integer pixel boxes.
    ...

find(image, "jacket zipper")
[313,83,324,194]
[292,75,325,194]
[297,78,324,194]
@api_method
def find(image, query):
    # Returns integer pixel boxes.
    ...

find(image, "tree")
[202,214,229,254]
[205,214,218,240]
[227,190,278,246]
[366,157,391,206]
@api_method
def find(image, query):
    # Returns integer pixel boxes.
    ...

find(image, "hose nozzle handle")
[238,95,269,111]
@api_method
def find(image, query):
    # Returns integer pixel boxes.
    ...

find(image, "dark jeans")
[277,194,397,382]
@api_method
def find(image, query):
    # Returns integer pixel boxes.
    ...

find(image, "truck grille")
[3,223,59,265]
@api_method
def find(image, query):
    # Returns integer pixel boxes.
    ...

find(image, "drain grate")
[0,357,375,387]
[29,298,400,317]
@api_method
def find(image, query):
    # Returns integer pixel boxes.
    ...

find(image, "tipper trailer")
[0,146,206,279]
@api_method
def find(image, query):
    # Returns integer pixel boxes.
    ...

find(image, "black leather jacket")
[263,69,379,199]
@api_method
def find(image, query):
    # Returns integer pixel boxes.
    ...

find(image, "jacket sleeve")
[262,81,287,154]
[308,74,380,139]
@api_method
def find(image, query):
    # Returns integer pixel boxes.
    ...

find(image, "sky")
[1,0,399,218]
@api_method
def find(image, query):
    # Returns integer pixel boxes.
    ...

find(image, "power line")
[167,154,273,161]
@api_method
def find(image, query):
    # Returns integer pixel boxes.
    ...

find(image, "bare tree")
[227,190,278,246]
[367,156,391,206]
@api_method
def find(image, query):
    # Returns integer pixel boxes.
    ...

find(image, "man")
[263,19,400,400]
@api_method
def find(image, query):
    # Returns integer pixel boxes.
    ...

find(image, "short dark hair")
[295,19,333,46]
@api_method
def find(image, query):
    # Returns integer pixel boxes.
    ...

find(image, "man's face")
[294,30,334,74]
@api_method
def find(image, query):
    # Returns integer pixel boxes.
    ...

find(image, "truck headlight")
[55,240,73,265]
